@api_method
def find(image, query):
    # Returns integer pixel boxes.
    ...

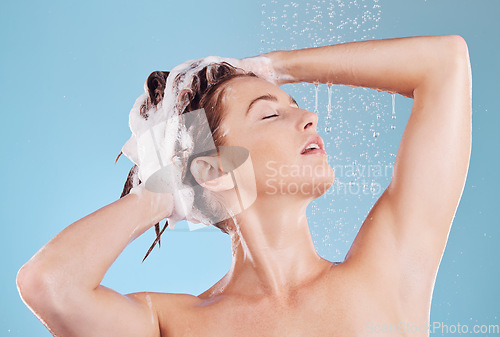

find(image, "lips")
[300,135,326,155]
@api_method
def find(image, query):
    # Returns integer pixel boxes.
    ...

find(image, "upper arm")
[389,35,472,233]
[343,36,472,302]
[70,286,161,337]
[19,280,162,337]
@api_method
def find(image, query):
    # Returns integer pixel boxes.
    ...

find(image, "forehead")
[222,76,284,104]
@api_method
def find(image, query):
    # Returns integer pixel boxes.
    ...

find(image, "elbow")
[17,263,60,309]
[446,35,472,100]
[17,262,92,322]
[420,35,471,92]
[441,35,471,76]
[445,35,469,55]
[17,263,45,306]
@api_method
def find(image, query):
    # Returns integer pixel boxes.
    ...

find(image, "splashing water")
[259,0,387,261]
[325,83,333,133]
[391,93,396,130]
[327,83,333,118]
[314,82,319,113]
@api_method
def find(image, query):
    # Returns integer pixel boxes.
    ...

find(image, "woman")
[17,35,471,337]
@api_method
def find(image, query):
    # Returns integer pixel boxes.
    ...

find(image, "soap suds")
[237,55,296,85]
[120,56,261,230]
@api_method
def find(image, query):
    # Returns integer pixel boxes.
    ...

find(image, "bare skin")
[17,35,471,337]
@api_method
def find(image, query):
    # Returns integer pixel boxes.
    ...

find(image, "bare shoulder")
[126,291,201,336]
[147,291,201,317]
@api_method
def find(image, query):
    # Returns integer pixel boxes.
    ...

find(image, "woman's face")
[219,76,335,200]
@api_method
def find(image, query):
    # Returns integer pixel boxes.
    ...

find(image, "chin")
[309,173,335,198]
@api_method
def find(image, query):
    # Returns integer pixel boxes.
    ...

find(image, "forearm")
[270,35,466,98]
[18,187,171,299]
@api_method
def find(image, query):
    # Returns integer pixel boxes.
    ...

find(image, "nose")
[299,108,318,131]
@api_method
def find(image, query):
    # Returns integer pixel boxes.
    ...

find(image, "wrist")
[264,50,300,86]
[133,184,174,226]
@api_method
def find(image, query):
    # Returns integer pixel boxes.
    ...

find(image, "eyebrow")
[245,93,299,116]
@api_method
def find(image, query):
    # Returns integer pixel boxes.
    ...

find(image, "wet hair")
[117,62,258,261]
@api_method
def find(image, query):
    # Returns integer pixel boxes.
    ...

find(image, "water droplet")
[373,131,379,138]
[314,82,319,113]
[325,126,332,133]
[327,83,333,116]
[391,93,396,116]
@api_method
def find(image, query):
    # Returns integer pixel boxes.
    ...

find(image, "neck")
[222,195,331,299]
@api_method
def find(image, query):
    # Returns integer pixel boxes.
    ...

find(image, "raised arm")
[16,186,173,337]
[262,35,472,306]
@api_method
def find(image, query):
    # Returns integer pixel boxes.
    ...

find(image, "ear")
[190,156,234,192]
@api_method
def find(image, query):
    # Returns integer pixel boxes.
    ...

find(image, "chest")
[164,289,412,337]
[199,299,364,337]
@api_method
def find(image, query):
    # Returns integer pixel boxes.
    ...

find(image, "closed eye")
[262,114,279,120]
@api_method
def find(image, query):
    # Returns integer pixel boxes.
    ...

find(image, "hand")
[130,183,175,225]
[131,182,203,227]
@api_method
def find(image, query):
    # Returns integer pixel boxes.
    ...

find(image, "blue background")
[1,0,498,335]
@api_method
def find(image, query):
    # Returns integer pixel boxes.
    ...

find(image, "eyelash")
[260,103,298,120]
[262,114,279,120]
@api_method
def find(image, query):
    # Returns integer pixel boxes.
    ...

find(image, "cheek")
[250,141,294,170]
[231,127,298,185]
